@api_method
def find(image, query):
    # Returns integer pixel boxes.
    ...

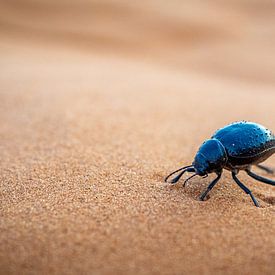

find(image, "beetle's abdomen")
[212,121,275,158]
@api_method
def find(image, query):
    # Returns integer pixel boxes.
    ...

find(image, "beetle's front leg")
[199,171,222,201]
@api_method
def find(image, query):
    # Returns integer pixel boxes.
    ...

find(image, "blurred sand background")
[0,1,275,274]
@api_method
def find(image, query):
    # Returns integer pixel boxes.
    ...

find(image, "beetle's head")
[164,138,227,185]
[193,139,227,176]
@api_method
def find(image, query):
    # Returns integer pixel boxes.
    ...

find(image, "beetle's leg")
[199,171,222,201]
[255,164,274,175]
[232,172,259,207]
[245,169,275,186]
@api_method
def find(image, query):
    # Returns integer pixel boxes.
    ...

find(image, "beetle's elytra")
[165,121,275,207]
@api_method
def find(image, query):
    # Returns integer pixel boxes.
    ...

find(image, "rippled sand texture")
[0,1,275,274]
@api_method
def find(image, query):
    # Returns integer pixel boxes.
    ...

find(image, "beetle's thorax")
[192,138,228,176]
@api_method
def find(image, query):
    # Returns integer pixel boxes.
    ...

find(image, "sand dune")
[0,1,275,274]
[1,0,275,83]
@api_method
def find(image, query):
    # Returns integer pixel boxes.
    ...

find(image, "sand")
[0,1,275,274]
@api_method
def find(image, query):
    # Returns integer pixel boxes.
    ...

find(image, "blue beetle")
[165,121,275,207]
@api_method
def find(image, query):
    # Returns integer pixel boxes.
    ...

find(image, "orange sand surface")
[0,1,275,274]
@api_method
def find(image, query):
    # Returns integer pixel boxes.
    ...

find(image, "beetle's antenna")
[164,165,193,182]
[165,165,195,183]
[183,173,197,187]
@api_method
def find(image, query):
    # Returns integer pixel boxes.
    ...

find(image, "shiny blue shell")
[212,121,275,167]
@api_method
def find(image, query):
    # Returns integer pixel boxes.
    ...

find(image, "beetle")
[165,121,275,207]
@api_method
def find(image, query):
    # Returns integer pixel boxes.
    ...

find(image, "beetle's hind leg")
[245,169,275,186]
[256,164,274,175]
[232,172,259,207]
[199,171,222,201]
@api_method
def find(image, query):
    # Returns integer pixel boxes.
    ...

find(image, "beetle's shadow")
[156,171,212,200]
[156,171,275,207]
[252,167,275,206]
[253,191,275,206]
